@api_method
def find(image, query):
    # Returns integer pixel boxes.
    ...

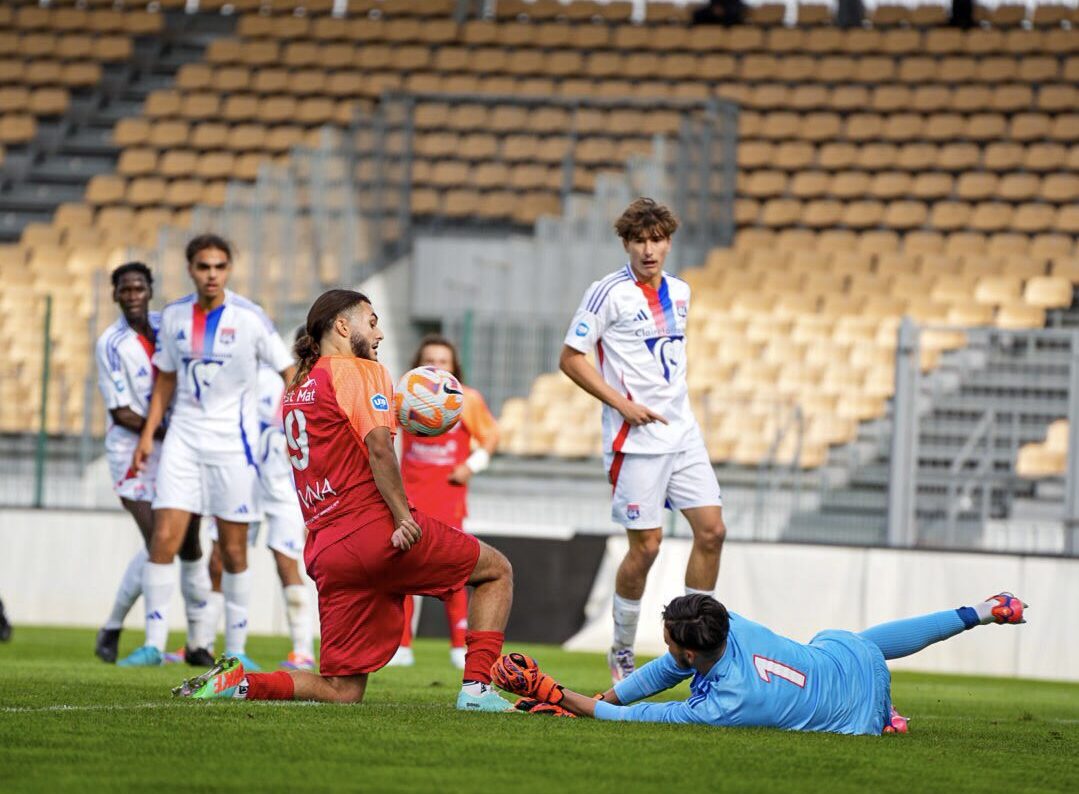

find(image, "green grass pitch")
[1,627,1077,793]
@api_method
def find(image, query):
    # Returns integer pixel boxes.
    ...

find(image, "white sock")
[180,559,213,649]
[283,584,313,657]
[142,561,175,651]
[222,569,251,656]
[612,593,642,650]
[105,547,148,630]
[685,587,715,598]
[204,591,225,652]
[461,681,492,696]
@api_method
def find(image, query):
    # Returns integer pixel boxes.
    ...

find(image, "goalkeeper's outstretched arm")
[492,652,694,719]
[558,653,695,718]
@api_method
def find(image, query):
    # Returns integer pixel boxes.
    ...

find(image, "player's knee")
[631,533,662,563]
[219,541,247,572]
[694,520,726,553]
[329,678,366,704]
[471,543,513,589]
[488,547,513,588]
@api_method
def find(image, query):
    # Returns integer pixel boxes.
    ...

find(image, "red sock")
[400,595,414,648]
[463,629,503,684]
[445,588,468,648]
[245,671,295,700]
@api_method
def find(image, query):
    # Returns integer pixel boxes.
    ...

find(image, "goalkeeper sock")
[612,593,641,650]
[858,609,968,660]
[463,629,503,685]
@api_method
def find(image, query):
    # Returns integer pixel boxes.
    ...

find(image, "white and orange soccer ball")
[394,366,463,436]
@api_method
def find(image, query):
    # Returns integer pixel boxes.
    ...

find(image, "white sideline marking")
[0,701,328,715]
[0,701,450,715]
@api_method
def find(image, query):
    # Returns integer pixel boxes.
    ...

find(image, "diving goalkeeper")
[493,592,1027,735]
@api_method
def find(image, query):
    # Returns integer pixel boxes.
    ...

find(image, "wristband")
[465,448,490,474]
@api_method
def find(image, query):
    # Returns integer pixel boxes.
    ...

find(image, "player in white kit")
[203,363,315,670]
[560,198,726,684]
[93,262,211,665]
[119,235,294,669]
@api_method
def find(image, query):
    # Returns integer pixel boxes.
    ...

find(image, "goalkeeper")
[493,592,1027,735]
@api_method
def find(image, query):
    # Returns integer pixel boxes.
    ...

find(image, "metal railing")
[778,318,1079,557]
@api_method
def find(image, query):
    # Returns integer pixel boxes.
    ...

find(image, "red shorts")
[305,507,480,676]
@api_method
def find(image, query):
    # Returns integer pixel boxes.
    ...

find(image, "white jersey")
[154,290,292,462]
[95,312,161,461]
[254,366,296,503]
[564,265,701,455]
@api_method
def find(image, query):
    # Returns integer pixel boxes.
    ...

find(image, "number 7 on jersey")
[753,655,807,688]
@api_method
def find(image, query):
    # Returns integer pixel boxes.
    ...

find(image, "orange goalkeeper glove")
[490,652,564,705]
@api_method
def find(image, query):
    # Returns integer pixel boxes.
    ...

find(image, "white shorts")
[206,498,305,560]
[107,441,160,502]
[260,496,306,560]
[153,432,260,523]
[604,444,722,529]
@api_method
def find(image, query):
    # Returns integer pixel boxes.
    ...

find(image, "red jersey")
[401,385,497,526]
[281,355,396,563]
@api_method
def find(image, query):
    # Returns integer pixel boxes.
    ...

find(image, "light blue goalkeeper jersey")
[594,612,892,735]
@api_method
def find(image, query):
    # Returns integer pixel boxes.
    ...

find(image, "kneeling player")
[492,592,1027,735]
[174,289,515,711]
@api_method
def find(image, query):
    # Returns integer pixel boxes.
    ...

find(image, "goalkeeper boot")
[172,655,246,699]
[117,645,163,667]
[456,683,516,712]
[882,705,909,734]
[608,646,635,684]
[984,592,1027,625]
[94,628,121,663]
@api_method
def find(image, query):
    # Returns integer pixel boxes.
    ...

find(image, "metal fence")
[774,319,1079,557]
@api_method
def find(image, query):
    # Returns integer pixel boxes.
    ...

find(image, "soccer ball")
[394,366,463,436]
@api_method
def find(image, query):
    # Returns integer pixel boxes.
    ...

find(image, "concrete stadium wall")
[0,508,604,644]
[4,508,1076,683]
[0,508,314,637]
[566,537,1079,683]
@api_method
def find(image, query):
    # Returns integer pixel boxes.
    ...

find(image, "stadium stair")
[784,306,1079,546]
[0,9,231,242]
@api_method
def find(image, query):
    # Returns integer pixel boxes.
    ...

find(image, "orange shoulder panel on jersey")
[461,385,498,447]
[328,357,396,443]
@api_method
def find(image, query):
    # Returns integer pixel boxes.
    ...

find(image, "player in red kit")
[389,335,500,669]
[173,290,516,711]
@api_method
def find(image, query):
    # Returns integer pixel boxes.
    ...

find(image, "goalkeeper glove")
[491,652,564,705]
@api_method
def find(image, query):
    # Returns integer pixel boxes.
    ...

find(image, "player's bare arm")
[365,425,422,550]
[559,346,668,426]
[110,406,165,440]
[133,370,176,472]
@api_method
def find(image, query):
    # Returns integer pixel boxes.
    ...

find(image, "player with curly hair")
[493,592,1028,734]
